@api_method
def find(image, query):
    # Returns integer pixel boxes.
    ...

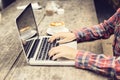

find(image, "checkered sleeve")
[75,51,120,79]
[73,8,120,42]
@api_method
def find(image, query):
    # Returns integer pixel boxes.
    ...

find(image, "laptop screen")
[16,3,39,59]
[16,3,38,40]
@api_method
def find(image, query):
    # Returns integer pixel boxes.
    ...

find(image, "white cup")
[46,1,59,16]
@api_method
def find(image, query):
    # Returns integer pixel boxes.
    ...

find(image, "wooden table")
[0,0,108,80]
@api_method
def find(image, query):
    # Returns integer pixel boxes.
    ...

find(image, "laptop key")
[41,38,52,60]
[44,42,51,60]
[37,38,47,59]
[46,42,53,60]
[24,40,34,55]
[28,39,40,59]
[37,37,59,60]
[47,40,59,60]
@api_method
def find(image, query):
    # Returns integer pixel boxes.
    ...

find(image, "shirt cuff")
[72,30,82,42]
[75,50,86,68]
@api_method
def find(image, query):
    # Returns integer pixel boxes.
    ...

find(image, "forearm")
[74,22,114,42]
[75,51,120,79]
[73,8,120,42]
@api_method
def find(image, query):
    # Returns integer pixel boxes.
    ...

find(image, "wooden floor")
[0,0,111,80]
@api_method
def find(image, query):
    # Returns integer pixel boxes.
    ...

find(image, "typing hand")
[48,32,76,44]
[49,45,78,60]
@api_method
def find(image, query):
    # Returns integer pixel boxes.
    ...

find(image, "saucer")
[46,27,69,35]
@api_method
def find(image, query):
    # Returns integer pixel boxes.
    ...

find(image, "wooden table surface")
[0,0,109,80]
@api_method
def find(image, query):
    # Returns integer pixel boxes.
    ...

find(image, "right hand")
[48,32,76,44]
[49,45,78,60]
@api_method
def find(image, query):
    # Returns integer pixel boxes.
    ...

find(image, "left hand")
[49,45,78,60]
[48,32,76,44]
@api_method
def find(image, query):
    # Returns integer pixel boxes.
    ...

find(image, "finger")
[49,46,56,53]
[52,53,62,60]
[48,36,55,42]
[49,47,59,57]
[57,38,70,44]
[48,35,60,43]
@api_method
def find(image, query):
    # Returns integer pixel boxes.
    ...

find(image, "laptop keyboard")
[23,37,59,60]
[24,40,34,55]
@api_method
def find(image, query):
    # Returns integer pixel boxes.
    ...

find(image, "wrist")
[71,32,77,40]
[72,50,80,61]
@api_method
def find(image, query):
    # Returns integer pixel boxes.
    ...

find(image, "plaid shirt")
[74,8,120,79]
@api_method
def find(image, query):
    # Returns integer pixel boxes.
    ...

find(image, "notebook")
[16,3,77,66]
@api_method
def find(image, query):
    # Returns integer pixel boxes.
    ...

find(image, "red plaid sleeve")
[73,8,120,80]
[75,51,120,79]
[73,8,120,42]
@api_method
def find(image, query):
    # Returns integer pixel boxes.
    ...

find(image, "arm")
[75,51,120,79]
[74,8,120,42]
[49,45,119,79]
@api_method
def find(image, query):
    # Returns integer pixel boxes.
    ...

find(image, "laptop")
[16,3,77,66]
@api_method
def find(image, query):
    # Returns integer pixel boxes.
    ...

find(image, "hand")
[49,45,78,60]
[48,32,76,44]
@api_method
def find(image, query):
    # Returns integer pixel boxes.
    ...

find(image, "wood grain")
[1,0,108,80]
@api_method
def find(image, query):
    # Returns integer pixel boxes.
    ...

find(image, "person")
[48,8,120,80]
